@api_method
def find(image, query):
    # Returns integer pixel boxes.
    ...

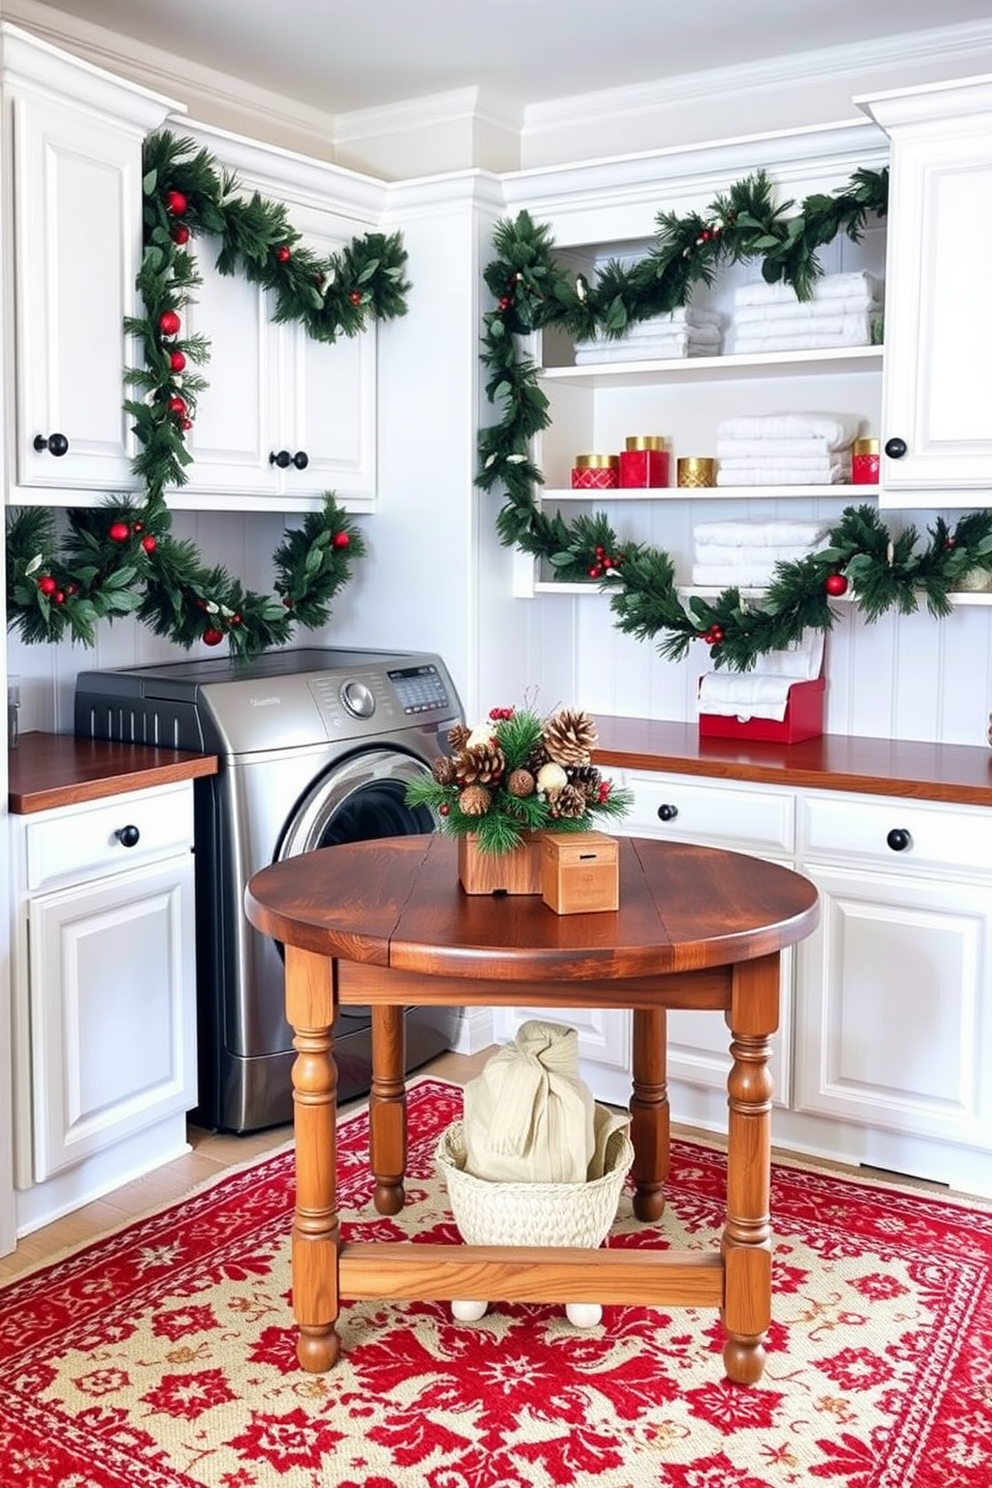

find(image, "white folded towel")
[620,308,725,334]
[733,296,880,325]
[693,519,832,548]
[733,271,880,308]
[715,413,863,449]
[715,436,853,459]
[574,331,721,363]
[717,454,851,474]
[733,317,875,353]
[692,562,794,587]
[716,460,850,486]
[693,542,826,566]
[698,671,796,721]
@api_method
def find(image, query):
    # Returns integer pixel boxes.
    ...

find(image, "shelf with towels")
[543,484,880,503]
[538,345,882,389]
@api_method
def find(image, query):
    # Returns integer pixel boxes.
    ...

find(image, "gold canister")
[677,456,717,489]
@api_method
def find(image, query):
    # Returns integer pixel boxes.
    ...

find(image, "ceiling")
[39,0,992,114]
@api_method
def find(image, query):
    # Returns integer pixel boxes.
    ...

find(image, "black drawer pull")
[657,803,679,822]
[886,827,912,852]
[116,824,141,849]
[269,449,292,468]
[33,432,69,457]
[292,450,309,470]
[884,436,907,460]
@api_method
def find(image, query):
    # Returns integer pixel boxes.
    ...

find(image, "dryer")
[74,647,463,1133]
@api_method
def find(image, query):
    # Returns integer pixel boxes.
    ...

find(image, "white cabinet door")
[28,854,196,1180]
[864,79,992,501]
[181,206,375,512]
[794,862,992,1151]
[9,91,145,494]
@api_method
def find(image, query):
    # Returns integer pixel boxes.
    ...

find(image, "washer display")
[74,647,464,1132]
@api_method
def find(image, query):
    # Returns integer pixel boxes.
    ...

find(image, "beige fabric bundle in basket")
[435,1105,633,1249]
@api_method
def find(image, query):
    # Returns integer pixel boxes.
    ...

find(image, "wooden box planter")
[457,832,543,895]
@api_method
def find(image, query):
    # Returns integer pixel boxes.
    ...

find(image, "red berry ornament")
[38,575,57,595]
[332,531,350,549]
[276,245,291,263]
[159,309,181,337]
[349,290,363,306]
[825,573,849,596]
[108,521,130,543]
[172,225,190,246]
[169,350,187,373]
[168,394,187,417]
[165,189,188,215]
[141,535,157,554]
[202,628,224,647]
[181,418,193,431]
[498,296,512,311]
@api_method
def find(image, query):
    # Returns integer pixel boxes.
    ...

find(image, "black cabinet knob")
[269,449,292,468]
[656,803,679,822]
[886,827,912,852]
[292,450,309,470]
[33,432,69,457]
[115,824,141,849]
[884,437,908,460]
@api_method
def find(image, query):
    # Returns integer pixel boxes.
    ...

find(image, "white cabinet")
[175,130,379,513]
[795,792,992,1155]
[10,781,198,1231]
[861,76,992,504]
[2,24,176,503]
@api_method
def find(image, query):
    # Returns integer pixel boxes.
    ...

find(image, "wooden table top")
[245,833,819,983]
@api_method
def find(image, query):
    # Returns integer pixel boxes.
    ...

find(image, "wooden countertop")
[592,718,992,809]
[8,732,218,815]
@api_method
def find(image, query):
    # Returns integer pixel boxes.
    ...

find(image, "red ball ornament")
[159,309,181,337]
[108,521,130,543]
[132,521,143,533]
[276,245,291,263]
[825,572,849,596]
[165,189,188,215]
[167,394,187,417]
[141,535,157,554]
[169,350,187,373]
[230,613,242,626]
[332,531,350,549]
[37,575,57,595]
[349,290,363,306]
[588,565,603,579]
[172,225,190,246]
[181,418,193,431]
[498,296,512,311]
[54,591,65,605]
[439,803,450,817]
[202,628,224,647]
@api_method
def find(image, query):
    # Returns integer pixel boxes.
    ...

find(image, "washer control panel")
[386,663,452,716]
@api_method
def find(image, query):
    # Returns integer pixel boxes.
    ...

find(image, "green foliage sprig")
[7,129,410,658]
[468,166,992,670]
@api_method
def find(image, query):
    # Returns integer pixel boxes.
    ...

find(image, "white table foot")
[566,1302,602,1328]
[451,1299,489,1322]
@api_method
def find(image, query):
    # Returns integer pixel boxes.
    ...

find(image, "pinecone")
[432,756,457,785]
[506,767,536,798]
[453,742,506,786]
[447,723,471,752]
[548,783,588,819]
[458,783,492,816]
[567,764,603,802]
[526,743,550,775]
[542,708,599,766]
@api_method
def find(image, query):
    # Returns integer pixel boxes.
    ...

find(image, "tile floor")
[0,1045,961,1283]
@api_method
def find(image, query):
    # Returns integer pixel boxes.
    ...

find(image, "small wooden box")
[458,832,543,894]
[541,831,619,915]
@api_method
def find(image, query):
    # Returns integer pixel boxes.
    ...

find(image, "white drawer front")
[621,771,794,854]
[25,782,194,891]
[799,792,992,875]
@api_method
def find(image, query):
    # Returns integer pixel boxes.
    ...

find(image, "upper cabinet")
[2,26,177,503]
[860,76,992,507]
[168,125,384,515]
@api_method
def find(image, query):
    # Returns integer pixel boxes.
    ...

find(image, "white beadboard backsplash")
[8,502,992,751]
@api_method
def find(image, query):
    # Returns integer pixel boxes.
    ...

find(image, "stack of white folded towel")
[715,411,862,487]
[698,632,825,723]
[691,517,831,590]
[730,271,882,355]
[574,307,724,364]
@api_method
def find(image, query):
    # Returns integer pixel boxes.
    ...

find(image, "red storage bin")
[698,676,825,744]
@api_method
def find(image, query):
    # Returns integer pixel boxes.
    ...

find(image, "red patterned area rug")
[1,1076,991,1488]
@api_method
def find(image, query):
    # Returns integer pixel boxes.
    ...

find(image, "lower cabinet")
[10,781,198,1232]
[531,769,992,1197]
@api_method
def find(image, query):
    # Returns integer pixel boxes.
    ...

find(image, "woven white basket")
[435,1108,633,1249]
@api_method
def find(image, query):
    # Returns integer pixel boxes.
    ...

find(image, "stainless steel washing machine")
[73,647,463,1133]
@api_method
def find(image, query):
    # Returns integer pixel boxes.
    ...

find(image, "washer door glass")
[277,747,435,861]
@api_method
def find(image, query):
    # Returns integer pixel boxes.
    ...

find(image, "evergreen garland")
[6,131,410,660]
[475,165,992,669]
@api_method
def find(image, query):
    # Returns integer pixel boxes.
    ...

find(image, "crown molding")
[381,169,506,225]
[333,86,523,147]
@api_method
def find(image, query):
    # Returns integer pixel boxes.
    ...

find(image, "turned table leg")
[721,953,779,1385]
[370,1004,407,1215]
[630,1007,669,1222]
[286,945,341,1372]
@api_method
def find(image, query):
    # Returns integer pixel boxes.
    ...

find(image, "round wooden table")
[245,832,819,1384]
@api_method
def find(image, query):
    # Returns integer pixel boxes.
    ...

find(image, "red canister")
[619,436,670,488]
[571,454,620,490]
[852,437,880,485]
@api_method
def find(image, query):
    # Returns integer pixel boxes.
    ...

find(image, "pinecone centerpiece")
[405,705,633,855]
